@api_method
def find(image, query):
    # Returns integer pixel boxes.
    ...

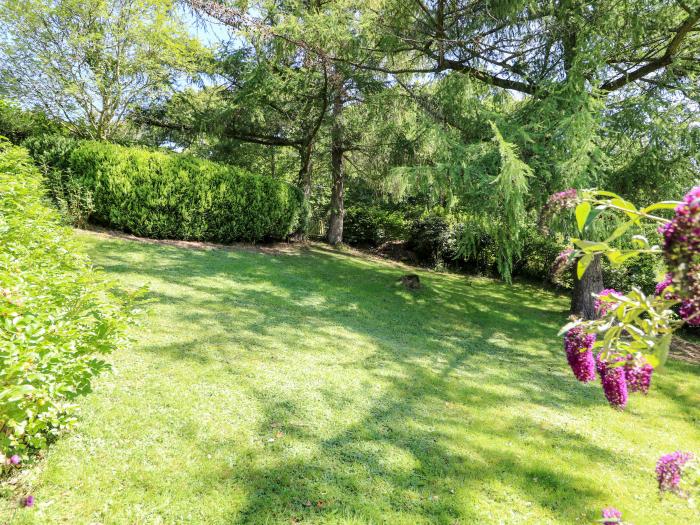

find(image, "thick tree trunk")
[570,254,604,320]
[327,91,344,245]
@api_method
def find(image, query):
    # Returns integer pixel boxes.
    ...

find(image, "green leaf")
[575,202,591,233]
[573,240,609,253]
[610,197,640,223]
[641,201,681,213]
[605,221,632,243]
[631,235,649,249]
[653,333,673,368]
[577,253,593,279]
[606,250,640,266]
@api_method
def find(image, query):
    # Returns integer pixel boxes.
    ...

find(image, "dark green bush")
[23,135,93,226]
[26,137,308,242]
[0,140,138,456]
[406,213,459,267]
[344,205,408,246]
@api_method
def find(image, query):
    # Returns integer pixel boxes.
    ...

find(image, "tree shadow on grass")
[84,236,695,523]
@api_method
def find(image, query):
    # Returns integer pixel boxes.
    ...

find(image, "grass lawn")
[2,230,699,524]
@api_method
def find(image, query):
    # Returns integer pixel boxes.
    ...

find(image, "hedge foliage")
[26,136,308,242]
[0,140,139,458]
[343,206,408,246]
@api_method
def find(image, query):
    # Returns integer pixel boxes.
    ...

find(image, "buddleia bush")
[0,140,140,458]
[26,136,308,242]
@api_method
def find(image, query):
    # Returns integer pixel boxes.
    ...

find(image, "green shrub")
[0,140,139,457]
[27,137,308,242]
[603,253,661,296]
[22,135,93,226]
[406,212,459,267]
[344,205,408,246]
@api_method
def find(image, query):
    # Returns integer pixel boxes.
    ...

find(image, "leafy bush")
[344,205,408,246]
[406,213,459,267]
[23,135,94,226]
[514,227,568,283]
[26,137,308,242]
[603,253,662,296]
[0,140,138,457]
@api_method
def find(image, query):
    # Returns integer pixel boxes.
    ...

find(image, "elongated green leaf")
[576,202,591,233]
[641,201,681,213]
[605,221,632,243]
[606,250,640,266]
[653,333,673,368]
[577,253,593,279]
[592,190,621,199]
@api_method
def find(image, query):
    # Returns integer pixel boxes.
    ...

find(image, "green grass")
[3,231,699,524]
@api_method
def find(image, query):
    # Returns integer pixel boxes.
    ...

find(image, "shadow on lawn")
[90,237,658,523]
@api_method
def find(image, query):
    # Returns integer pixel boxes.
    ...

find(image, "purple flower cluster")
[656,451,694,493]
[601,507,622,524]
[539,189,579,233]
[595,353,654,407]
[655,272,699,326]
[21,495,34,508]
[3,454,20,466]
[600,364,628,409]
[551,248,574,284]
[624,358,653,395]
[659,186,700,326]
[655,273,674,298]
[564,327,596,382]
[594,289,620,317]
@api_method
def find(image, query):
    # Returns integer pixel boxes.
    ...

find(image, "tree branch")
[600,8,700,92]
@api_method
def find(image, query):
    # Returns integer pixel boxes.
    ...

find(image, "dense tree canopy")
[0,0,206,139]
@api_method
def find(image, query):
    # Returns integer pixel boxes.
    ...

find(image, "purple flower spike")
[624,357,654,394]
[539,189,579,233]
[22,495,34,507]
[656,451,694,493]
[601,365,628,409]
[564,327,596,382]
[602,506,622,524]
[660,186,700,323]
[9,454,20,465]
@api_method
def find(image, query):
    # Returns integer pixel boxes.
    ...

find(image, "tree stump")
[399,274,421,290]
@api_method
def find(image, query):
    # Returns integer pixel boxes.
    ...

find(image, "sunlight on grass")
[4,231,699,524]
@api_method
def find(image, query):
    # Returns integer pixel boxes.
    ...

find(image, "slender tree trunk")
[327,91,344,245]
[570,254,604,319]
[298,142,313,200]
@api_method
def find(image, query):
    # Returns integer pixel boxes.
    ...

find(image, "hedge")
[26,137,309,242]
[0,139,137,457]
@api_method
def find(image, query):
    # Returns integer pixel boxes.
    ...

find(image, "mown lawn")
[3,231,699,524]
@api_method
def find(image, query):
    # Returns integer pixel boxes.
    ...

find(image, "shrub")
[406,213,459,267]
[603,253,663,296]
[22,135,93,226]
[0,140,138,457]
[27,138,308,242]
[344,205,408,246]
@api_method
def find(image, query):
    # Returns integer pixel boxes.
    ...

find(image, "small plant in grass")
[0,139,143,460]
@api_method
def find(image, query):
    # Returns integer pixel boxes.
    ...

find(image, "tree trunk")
[327,91,344,245]
[570,254,604,320]
[298,142,313,201]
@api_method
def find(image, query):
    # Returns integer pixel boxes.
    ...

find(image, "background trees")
[0,0,205,139]
[1,0,698,313]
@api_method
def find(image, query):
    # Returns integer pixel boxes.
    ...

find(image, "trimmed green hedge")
[26,137,308,242]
